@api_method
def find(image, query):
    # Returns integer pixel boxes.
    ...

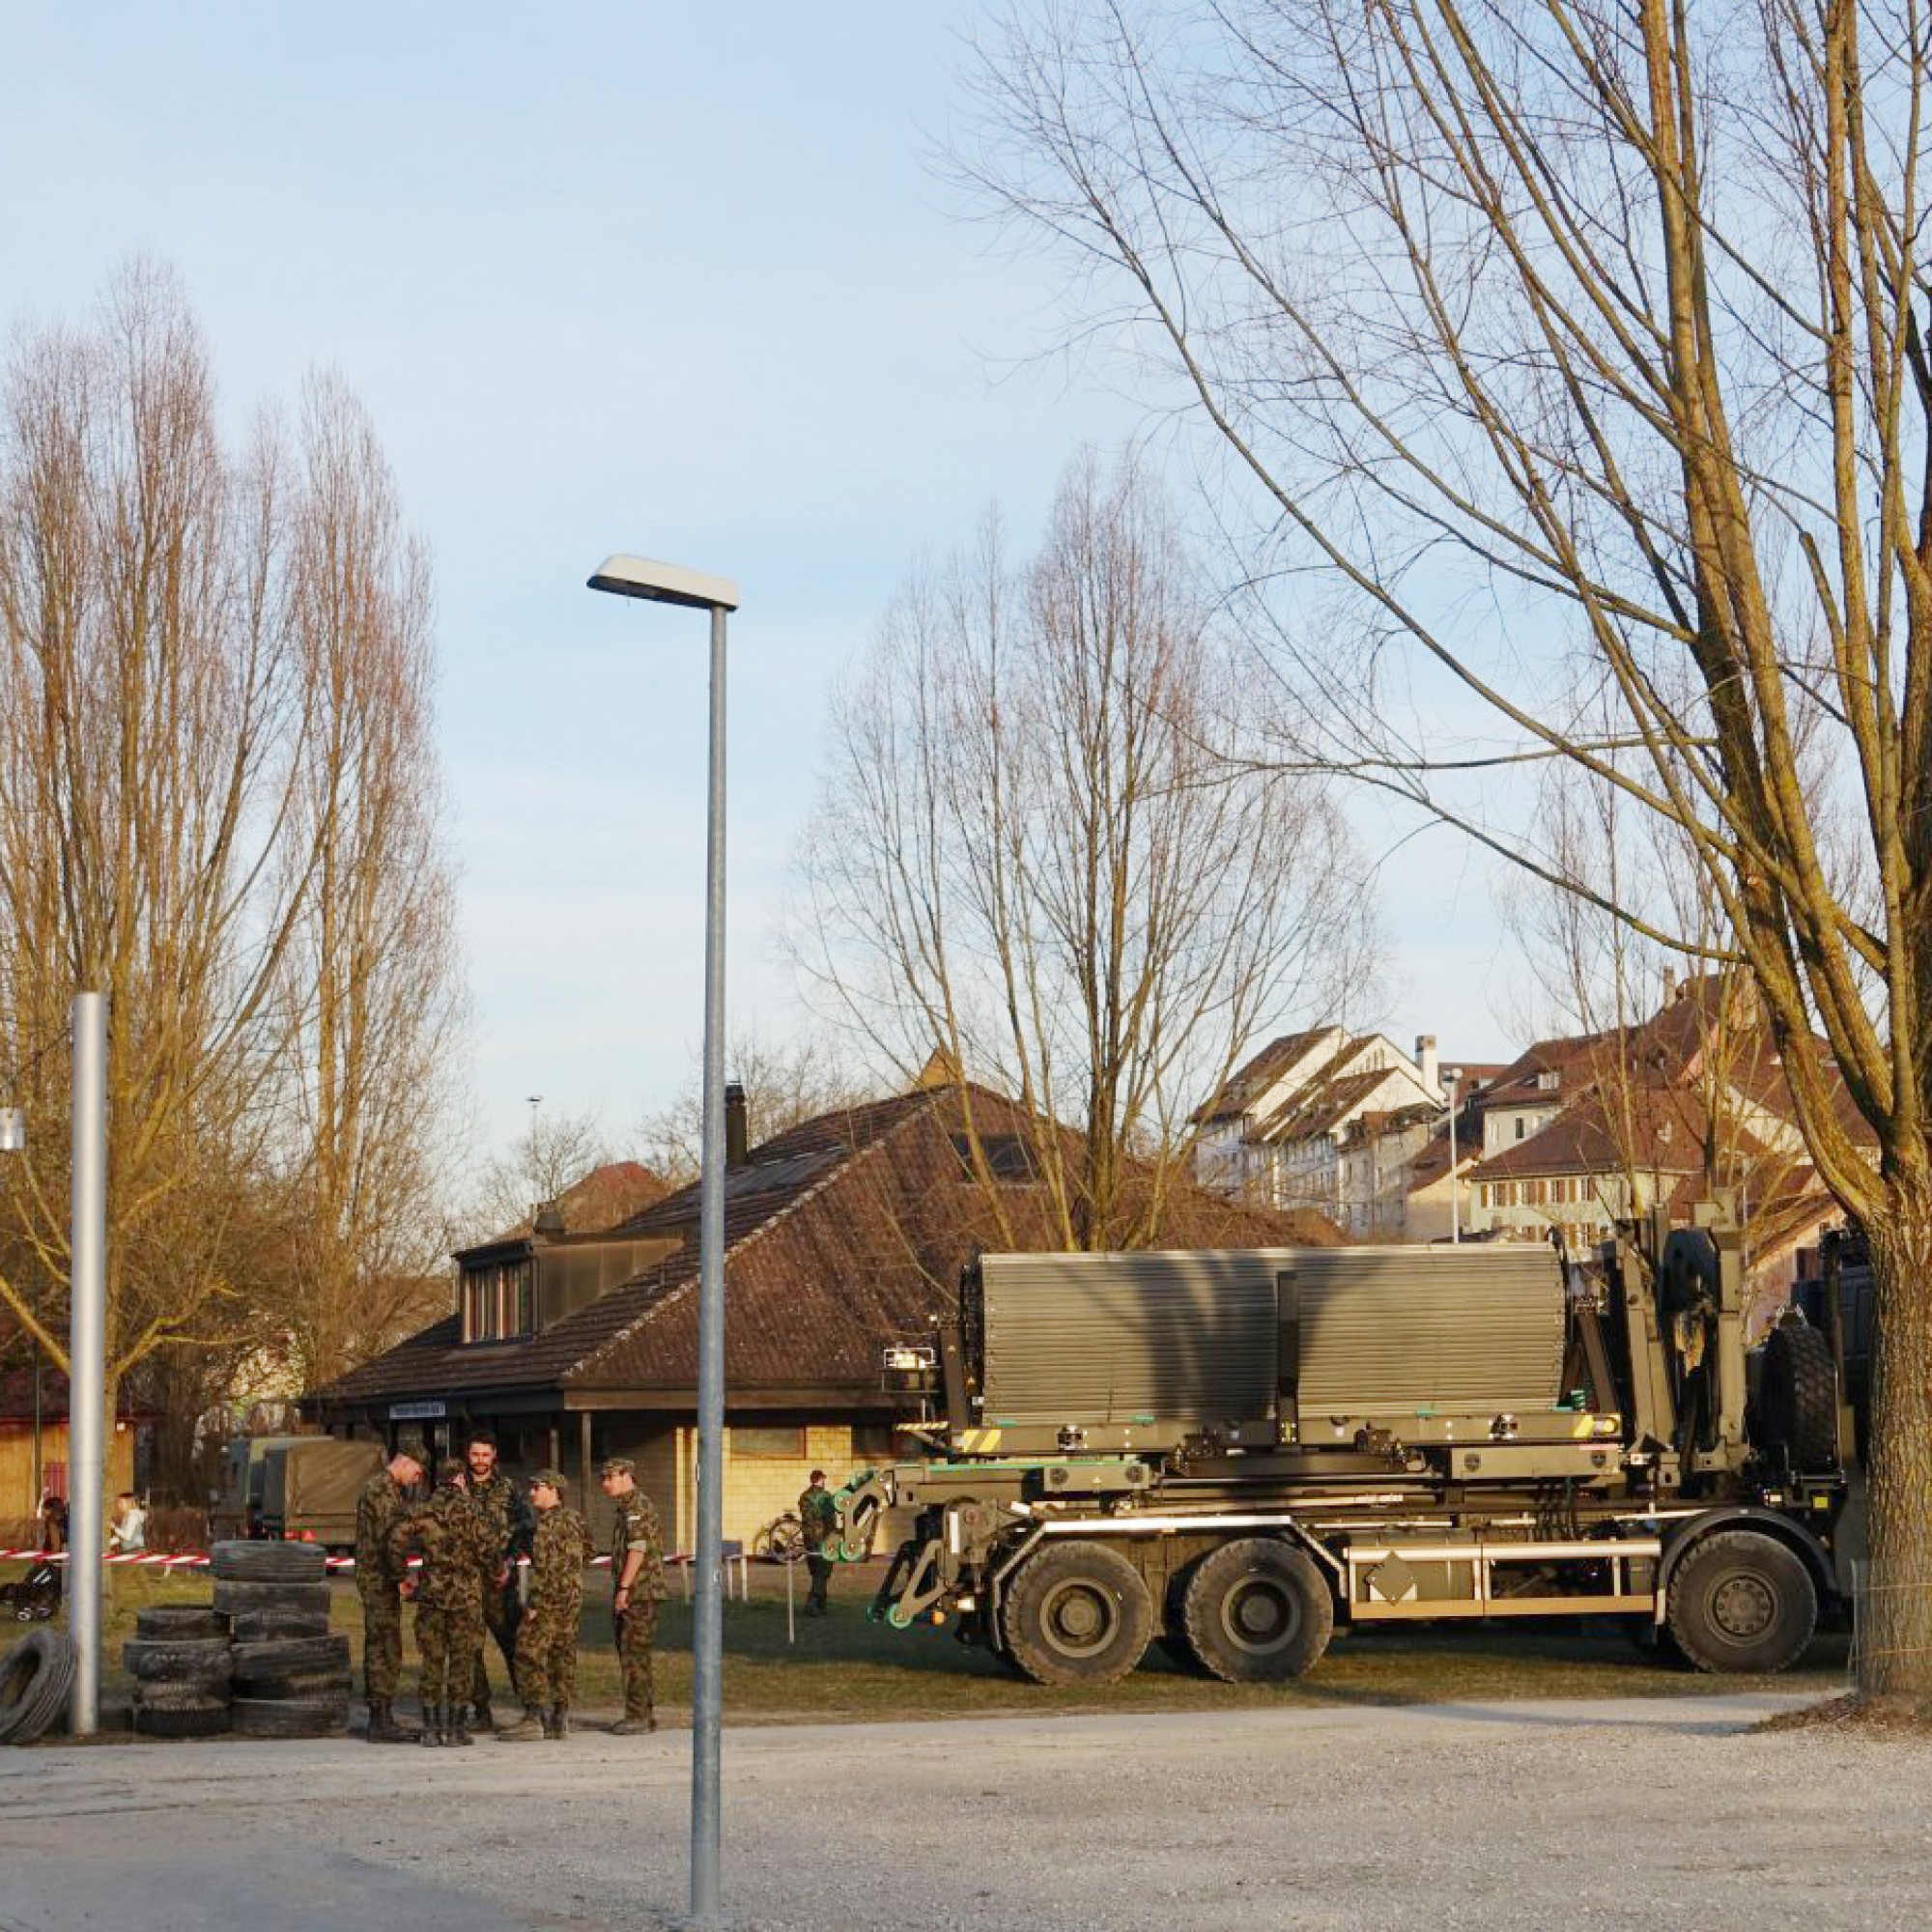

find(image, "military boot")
[471,1695,496,1733]
[497,1707,546,1743]
[543,1705,570,1741]
[448,1703,475,1747]
[366,1698,419,1745]
[609,1710,657,1736]
[420,1705,446,1747]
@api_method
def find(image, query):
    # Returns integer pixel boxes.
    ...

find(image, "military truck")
[210,1435,383,1550]
[842,1207,1849,1685]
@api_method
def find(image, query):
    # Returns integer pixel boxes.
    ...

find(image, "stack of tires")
[210,1541,350,1738]
[125,1605,232,1738]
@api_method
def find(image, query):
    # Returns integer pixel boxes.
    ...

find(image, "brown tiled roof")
[466,1159,669,1253]
[1255,1061,1392,1141]
[1191,1028,1336,1123]
[1474,1085,1770,1181]
[310,1085,1340,1415]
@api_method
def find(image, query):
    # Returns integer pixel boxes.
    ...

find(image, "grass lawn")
[9,1555,1851,1724]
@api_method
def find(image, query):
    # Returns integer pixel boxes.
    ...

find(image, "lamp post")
[1444,1067,1464,1243]
[587,553,738,1931]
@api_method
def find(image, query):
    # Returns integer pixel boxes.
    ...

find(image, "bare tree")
[961,1,1932,1704]
[458,1106,615,1247]
[795,451,1378,1250]
[0,263,463,1409]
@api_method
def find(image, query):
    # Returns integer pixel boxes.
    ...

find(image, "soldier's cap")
[392,1435,429,1466]
[597,1456,636,1479]
[436,1456,468,1486]
[529,1467,567,1492]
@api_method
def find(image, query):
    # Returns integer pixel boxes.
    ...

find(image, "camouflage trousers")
[471,1579,522,1709]
[513,1593,582,1711]
[615,1597,660,1719]
[416,1602,486,1708]
[359,1582,404,1700]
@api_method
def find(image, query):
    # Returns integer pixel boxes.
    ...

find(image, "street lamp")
[1443,1067,1464,1244]
[587,553,738,1932]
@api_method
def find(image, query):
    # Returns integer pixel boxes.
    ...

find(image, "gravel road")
[2,1693,1926,1930]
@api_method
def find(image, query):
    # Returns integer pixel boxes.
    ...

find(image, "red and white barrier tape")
[2,1547,693,1572]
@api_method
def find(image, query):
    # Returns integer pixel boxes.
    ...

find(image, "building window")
[1515,1117,1526,1140]
[952,1131,1037,1182]
[730,1426,807,1460]
[462,1259,535,1343]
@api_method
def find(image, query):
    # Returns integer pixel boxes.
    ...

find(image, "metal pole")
[30,1266,43,1511]
[688,601,728,1928]
[69,991,107,1737]
[1447,1079,1460,1244]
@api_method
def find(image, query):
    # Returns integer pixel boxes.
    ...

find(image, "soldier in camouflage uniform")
[388,1458,497,1747]
[799,1468,839,1616]
[354,1437,426,1744]
[598,1456,667,1735]
[497,1469,592,1742]
[463,1430,533,1730]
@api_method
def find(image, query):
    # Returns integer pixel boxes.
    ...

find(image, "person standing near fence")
[497,1469,591,1743]
[798,1469,838,1616]
[354,1436,426,1745]
[598,1457,667,1735]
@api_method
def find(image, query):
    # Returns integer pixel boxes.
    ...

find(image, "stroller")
[1,1559,61,1623]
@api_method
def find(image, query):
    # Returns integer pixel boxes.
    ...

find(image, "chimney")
[531,1199,566,1238]
[724,1081,749,1170]
[1415,1034,1439,1096]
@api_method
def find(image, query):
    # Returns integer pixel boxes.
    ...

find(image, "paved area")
[2,1694,1927,1929]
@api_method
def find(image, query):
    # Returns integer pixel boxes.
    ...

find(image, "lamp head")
[587,554,739,612]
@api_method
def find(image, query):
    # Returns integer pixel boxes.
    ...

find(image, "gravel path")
[2,1693,1926,1930]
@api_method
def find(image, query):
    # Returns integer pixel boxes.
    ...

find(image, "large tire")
[1181,1538,1334,1682]
[1755,1321,1839,1472]
[137,1677,233,1711]
[0,1631,74,1746]
[228,1609,332,1644]
[135,1700,232,1740]
[1000,1541,1153,1686]
[211,1541,327,1584]
[135,1605,227,1642]
[235,1668,353,1701]
[230,1634,349,1678]
[232,1694,350,1739]
[1666,1529,1818,1674]
[122,1636,232,1685]
[212,1578,330,1618]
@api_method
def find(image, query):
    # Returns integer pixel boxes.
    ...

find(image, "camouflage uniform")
[355,1468,416,1699]
[610,1483,668,1722]
[799,1478,838,1614]
[389,1485,496,1710]
[466,1464,533,1713]
[514,1502,592,1712]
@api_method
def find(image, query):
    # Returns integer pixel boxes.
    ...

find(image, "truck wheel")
[211,1541,327,1583]
[1665,1530,1817,1674]
[1181,1538,1333,1682]
[122,1636,233,1685]
[1754,1322,1839,1471]
[135,1606,227,1642]
[212,1578,331,1617]
[1001,1542,1152,1686]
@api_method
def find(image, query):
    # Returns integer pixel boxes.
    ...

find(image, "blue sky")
[0,3,1516,1166]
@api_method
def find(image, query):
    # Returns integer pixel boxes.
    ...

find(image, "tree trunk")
[1859,1197,1932,1711]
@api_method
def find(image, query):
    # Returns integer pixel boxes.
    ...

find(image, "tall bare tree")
[962,1,1932,1704]
[796,451,1378,1250]
[0,264,462,1411]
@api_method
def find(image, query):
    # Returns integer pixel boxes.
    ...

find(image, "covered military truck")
[840,1207,1849,1685]
[211,1435,382,1550]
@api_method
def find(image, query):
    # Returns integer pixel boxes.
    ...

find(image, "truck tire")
[1181,1538,1333,1682]
[211,1541,327,1584]
[137,1678,233,1711]
[135,1700,232,1740]
[1665,1530,1817,1674]
[122,1636,232,1685]
[235,1668,353,1701]
[0,1631,75,1746]
[212,1578,330,1617]
[134,1605,227,1642]
[1754,1321,1838,1472]
[1000,1541,1152,1686]
[228,1609,332,1645]
[230,1634,350,1678]
[232,1693,350,1739]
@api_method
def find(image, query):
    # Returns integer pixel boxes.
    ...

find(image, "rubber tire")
[135,1701,232,1739]
[211,1541,327,1584]
[1665,1530,1818,1674]
[122,1637,233,1685]
[212,1578,330,1617]
[232,1694,350,1739]
[230,1634,350,1677]
[1181,1538,1334,1682]
[1755,1322,1839,1471]
[0,1630,75,1746]
[228,1610,332,1644]
[235,1668,352,1701]
[137,1678,233,1711]
[135,1605,227,1642]
[1000,1541,1153,1687]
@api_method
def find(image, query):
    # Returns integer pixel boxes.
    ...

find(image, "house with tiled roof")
[307,1080,1339,1550]
[1192,1028,1453,1232]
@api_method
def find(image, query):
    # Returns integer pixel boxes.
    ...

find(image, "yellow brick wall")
[722,1423,856,1548]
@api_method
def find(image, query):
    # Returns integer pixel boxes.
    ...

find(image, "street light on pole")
[1444,1067,1464,1244]
[587,552,739,1932]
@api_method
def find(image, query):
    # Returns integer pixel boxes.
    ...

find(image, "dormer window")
[463,1258,534,1342]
